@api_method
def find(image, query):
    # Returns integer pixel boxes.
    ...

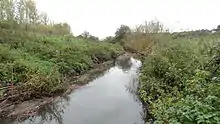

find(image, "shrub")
[139,36,220,123]
[0,29,124,98]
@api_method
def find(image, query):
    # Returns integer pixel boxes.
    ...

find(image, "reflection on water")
[5,57,144,124]
[34,96,70,124]
[115,56,132,72]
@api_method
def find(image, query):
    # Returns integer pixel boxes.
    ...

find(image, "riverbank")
[138,36,220,123]
[0,60,115,120]
[1,56,145,124]
[0,27,124,120]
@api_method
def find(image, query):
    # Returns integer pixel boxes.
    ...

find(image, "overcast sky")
[35,0,220,38]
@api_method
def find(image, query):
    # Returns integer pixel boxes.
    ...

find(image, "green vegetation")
[0,30,123,96]
[104,21,165,54]
[0,0,123,99]
[136,26,220,123]
[1,0,220,122]
[109,20,220,123]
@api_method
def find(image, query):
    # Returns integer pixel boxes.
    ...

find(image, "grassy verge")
[138,35,220,123]
[0,29,124,100]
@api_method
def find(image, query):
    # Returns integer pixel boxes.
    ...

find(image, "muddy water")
[3,58,145,124]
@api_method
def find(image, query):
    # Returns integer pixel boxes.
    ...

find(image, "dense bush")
[139,36,220,123]
[0,29,123,97]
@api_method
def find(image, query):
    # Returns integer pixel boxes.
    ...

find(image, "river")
[1,57,145,124]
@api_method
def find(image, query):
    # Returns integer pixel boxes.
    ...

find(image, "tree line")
[0,0,71,35]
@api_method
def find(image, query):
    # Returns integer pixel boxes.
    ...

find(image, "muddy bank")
[0,61,114,121]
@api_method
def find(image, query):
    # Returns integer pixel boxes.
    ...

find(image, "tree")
[217,25,220,31]
[26,0,39,24]
[17,0,25,24]
[0,0,72,35]
[88,35,99,41]
[115,25,131,37]
[78,31,99,41]
[81,31,90,38]
[103,36,115,43]
[61,23,71,34]
[5,0,15,21]
[0,0,6,20]
[115,25,131,44]
[135,20,164,34]
[39,12,49,25]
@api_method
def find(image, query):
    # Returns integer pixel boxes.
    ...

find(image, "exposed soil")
[0,61,114,121]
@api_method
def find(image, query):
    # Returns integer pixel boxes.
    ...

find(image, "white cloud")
[35,0,220,38]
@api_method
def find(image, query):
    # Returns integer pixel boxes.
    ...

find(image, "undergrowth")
[139,36,220,124]
[0,29,123,98]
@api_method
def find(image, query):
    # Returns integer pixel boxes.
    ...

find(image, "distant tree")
[217,25,220,31]
[103,36,115,43]
[62,23,71,34]
[26,0,39,24]
[79,31,99,41]
[115,25,131,44]
[5,0,15,21]
[0,0,72,35]
[76,35,84,38]
[135,21,164,34]
[17,0,25,24]
[0,0,6,20]
[89,35,99,41]
[115,25,131,38]
[39,12,49,25]
[81,31,90,38]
